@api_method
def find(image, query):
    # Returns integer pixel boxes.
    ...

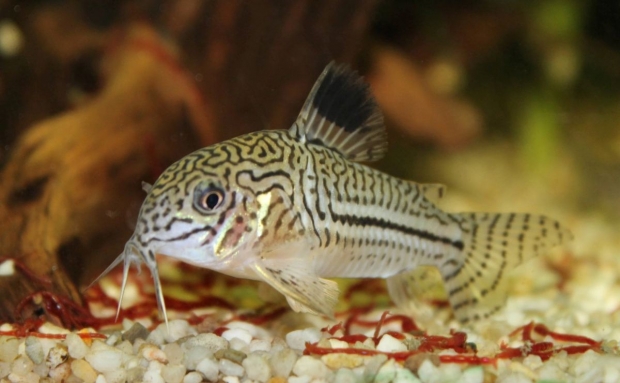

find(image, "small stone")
[269,349,298,378]
[417,359,440,383]
[103,368,128,383]
[116,340,133,356]
[364,354,388,379]
[143,367,165,383]
[221,376,239,383]
[394,367,422,383]
[375,359,396,383]
[285,328,321,350]
[122,323,150,343]
[165,321,197,343]
[0,361,10,378]
[376,334,407,353]
[195,357,219,381]
[292,356,331,380]
[404,353,440,373]
[288,376,311,383]
[249,339,272,353]
[65,333,89,359]
[71,359,98,383]
[242,354,271,382]
[329,339,350,349]
[12,355,34,376]
[218,359,244,377]
[8,371,40,382]
[85,341,124,373]
[0,337,19,363]
[215,349,246,364]
[322,353,364,370]
[183,346,213,370]
[333,368,358,383]
[141,344,168,363]
[162,343,184,365]
[460,366,484,383]
[182,334,229,354]
[105,332,122,347]
[126,366,146,382]
[182,371,203,383]
[25,337,44,365]
[222,328,252,345]
[161,363,186,383]
[47,344,69,369]
[228,338,249,354]
[33,363,55,380]
[48,362,71,382]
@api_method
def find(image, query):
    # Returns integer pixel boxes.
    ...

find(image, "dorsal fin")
[289,62,387,162]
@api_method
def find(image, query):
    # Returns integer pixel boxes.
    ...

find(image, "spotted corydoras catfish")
[97,62,571,326]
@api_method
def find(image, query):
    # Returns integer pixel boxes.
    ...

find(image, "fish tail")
[440,212,572,323]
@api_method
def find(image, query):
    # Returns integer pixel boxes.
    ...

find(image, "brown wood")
[0,1,380,326]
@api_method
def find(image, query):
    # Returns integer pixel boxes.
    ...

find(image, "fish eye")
[194,185,225,213]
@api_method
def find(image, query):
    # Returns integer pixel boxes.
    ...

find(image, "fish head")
[134,151,260,270]
[106,144,267,326]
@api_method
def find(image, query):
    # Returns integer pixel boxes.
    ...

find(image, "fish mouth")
[89,239,169,328]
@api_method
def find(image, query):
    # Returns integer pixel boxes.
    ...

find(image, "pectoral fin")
[254,258,339,318]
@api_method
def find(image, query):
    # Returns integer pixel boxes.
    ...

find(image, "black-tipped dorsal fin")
[289,62,387,162]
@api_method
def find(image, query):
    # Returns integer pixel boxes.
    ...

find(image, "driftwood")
[0,1,380,326]
[0,26,211,325]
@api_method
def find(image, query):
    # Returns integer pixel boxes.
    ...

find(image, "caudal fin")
[440,212,571,323]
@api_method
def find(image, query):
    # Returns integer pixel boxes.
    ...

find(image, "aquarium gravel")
[2,212,620,383]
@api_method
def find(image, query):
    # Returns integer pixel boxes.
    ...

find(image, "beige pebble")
[71,359,98,383]
[321,353,364,369]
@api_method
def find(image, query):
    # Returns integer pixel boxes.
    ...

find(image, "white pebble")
[242,354,271,382]
[116,340,133,356]
[24,337,44,365]
[166,320,197,343]
[417,359,440,383]
[0,337,19,362]
[183,346,213,370]
[329,339,349,349]
[161,363,186,383]
[228,338,249,354]
[285,328,321,350]
[96,374,108,383]
[225,322,271,339]
[375,358,396,383]
[65,333,89,359]
[85,341,124,373]
[141,344,168,363]
[195,357,219,381]
[218,359,244,377]
[249,339,271,353]
[71,359,98,383]
[269,348,298,377]
[182,371,203,383]
[103,368,127,383]
[376,334,406,353]
[162,343,184,365]
[143,368,165,383]
[11,355,34,376]
[183,334,229,353]
[333,368,358,383]
[222,328,252,345]
[288,376,311,383]
[293,355,331,380]
[0,361,10,378]
[221,376,239,383]
[394,367,422,383]
[7,371,40,382]
[461,366,484,383]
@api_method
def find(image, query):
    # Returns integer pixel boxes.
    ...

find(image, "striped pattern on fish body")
[97,62,572,326]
